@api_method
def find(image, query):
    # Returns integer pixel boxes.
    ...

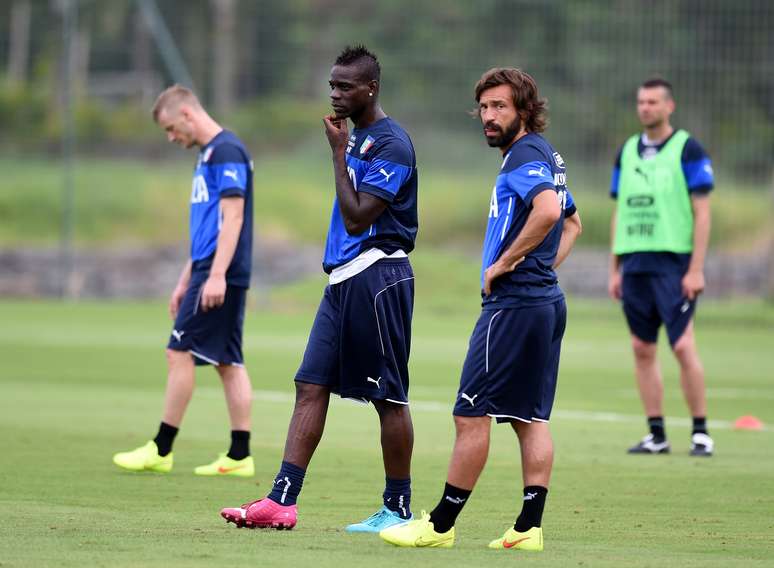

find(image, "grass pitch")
[1,298,773,567]
[0,156,769,250]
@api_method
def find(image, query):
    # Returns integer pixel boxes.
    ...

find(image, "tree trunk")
[211,0,237,115]
[8,0,32,85]
[132,6,155,106]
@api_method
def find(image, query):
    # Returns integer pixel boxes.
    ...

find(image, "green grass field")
[0,155,769,250]
[1,296,773,567]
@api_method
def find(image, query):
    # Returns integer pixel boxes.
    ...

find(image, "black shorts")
[622,272,695,346]
[295,258,414,404]
[166,270,247,366]
[454,299,567,424]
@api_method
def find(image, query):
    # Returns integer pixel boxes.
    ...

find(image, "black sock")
[429,482,472,534]
[514,486,548,532]
[153,422,178,457]
[226,430,250,460]
[648,416,666,442]
[692,417,708,435]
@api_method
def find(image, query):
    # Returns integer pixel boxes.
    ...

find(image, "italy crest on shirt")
[359,135,376,155]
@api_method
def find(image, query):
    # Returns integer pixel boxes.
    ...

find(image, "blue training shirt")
[610,131,714,275]
[189,130,253,287]
[481,133,576,309]
[322,117,418,274]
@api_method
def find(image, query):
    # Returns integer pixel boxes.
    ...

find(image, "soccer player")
[220,45,418,531]
[608,78,714,457]
[112,85,256,477]
[380,68,581,551]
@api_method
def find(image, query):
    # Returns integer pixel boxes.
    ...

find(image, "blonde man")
[113,85,256,477]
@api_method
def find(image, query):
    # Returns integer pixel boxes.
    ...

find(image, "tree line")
[1,0,772,180]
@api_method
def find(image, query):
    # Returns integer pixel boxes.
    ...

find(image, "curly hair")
[474,68,548,133]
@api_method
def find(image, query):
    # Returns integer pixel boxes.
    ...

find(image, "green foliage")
[3,1,774,178]
[224,98,331,151]
[46,100,165,148]
[0,80,50,148]
[0,81,161,151]
[0,158,188,245]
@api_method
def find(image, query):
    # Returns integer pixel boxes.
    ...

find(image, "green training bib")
[613,129,693,255]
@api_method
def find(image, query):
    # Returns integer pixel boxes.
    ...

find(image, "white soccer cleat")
[690,432,714,457]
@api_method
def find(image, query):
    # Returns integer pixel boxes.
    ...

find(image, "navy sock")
[267,461,306,506]
[383,477,412,519]
[514,486,548,531]
[648,416,666,442]
[692,416,708,435]
[153,422,178,457]
[226,430,250,460]
[429,482,472,533]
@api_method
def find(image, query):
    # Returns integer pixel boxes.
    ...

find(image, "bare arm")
[169,259,192,319]
[553,211,582,269]
[483,190,561,296]
[200,196,244,311]
[324,116,388,234]
[682,194,711,300]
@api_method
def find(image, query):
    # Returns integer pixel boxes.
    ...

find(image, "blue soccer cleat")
[345,506,412,533]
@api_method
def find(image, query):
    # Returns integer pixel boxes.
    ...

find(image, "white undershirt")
[328,247,408,285]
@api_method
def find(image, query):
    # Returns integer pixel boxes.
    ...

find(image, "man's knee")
[631,336,657,361]
[166,348,192,369]
[672,332,700,367]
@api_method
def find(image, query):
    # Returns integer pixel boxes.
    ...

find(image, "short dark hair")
[335,44,381,82]
[474,67,548,133]
[640,77,674,99]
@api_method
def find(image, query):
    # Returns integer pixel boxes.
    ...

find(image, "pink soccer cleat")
[220,498,297,530]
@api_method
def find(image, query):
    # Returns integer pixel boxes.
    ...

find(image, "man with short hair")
[380,67,581,551]
[608,78,714,457]
[220,45,419,532]
[113,85,256,477]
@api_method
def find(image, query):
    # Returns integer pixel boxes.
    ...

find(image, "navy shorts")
[622,272,695,346]
[295,258,414,404]
[454,299,567,424]
[167,270,247,366]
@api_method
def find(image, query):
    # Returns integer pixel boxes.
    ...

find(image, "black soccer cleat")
[627,434,671,454]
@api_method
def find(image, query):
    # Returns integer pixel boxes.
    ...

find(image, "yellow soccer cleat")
[194,454,254,477]
[488,526,543,551]
[379,511,454,548]
[113,440,173,473]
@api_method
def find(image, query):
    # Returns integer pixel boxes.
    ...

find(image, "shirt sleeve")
[504,160,555,207]
[681,137,714,194]
[357,138,414,203]
[564,189,577,217]
[610,146,623,199]
[209,144,249,197]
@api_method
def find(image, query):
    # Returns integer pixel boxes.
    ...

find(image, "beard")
[484,117,521,148]
[640,113,666,129]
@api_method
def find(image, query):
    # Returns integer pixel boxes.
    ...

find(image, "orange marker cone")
[733,415,764,431]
